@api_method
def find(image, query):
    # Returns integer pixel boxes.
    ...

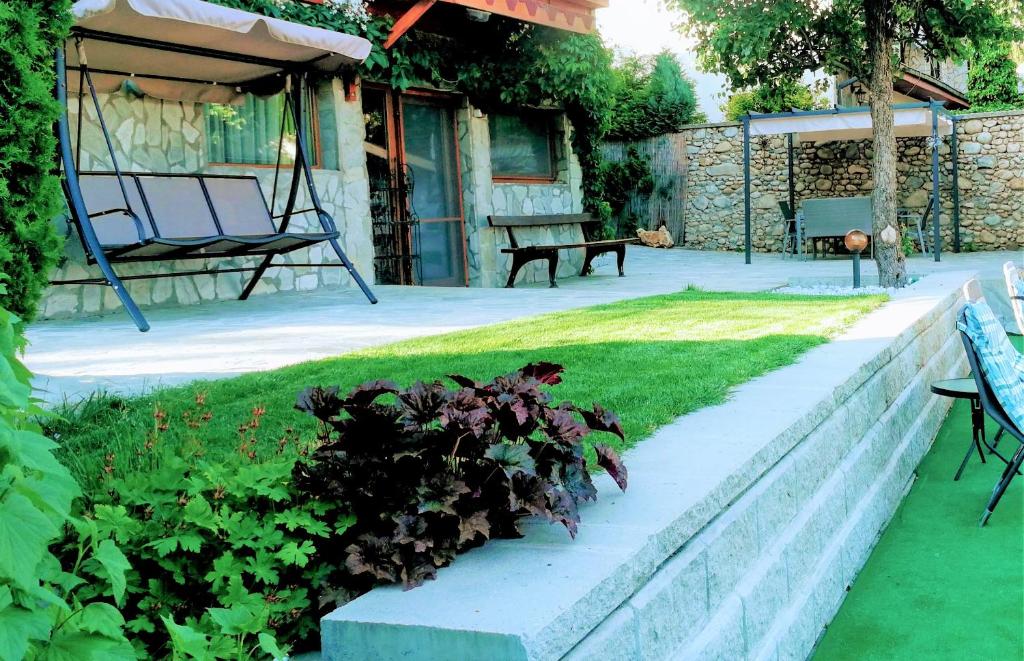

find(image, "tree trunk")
[865,0,907,288]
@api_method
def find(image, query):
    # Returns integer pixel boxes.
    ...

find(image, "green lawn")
[51,290,884,490]
[815,336,1024,661]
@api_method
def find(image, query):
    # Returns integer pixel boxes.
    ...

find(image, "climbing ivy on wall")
[210,0,622,231]
[0,0,72,320]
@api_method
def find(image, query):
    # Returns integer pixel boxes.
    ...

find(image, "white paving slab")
[23,248,1018,403]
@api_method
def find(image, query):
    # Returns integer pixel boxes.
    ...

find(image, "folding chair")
[959,309,1024,526]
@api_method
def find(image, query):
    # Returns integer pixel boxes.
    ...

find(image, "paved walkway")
[24,247,1021,403]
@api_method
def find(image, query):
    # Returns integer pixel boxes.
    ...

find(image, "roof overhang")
[748,104,954,143]
[895,69,970,110]
[440,0,606,34]
[68,0,372,104]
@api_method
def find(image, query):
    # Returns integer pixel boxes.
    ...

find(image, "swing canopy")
[56,0,378,333]
[69,0,372,104]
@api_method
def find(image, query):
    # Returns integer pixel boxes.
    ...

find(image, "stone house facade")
[40,81,584,320]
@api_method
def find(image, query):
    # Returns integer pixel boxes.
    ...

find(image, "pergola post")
[787,133,796,214]
[951,115,961,253]
[743,115,752,265]
[930,100,942,262]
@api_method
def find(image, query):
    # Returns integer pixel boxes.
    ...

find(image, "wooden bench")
[487,214,639,288]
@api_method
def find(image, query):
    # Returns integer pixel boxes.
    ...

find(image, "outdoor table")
[931,377,1008,480]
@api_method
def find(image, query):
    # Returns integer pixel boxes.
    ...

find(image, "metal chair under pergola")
[55,0,378,332]
[738,101,963,265]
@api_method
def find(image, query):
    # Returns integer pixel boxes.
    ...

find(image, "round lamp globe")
[844,229,869,253]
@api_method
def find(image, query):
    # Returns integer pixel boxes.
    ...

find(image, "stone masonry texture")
[611,110,1022,254]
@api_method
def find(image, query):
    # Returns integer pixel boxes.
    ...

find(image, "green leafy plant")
[598,147,655,238]
[722,80,825,121]
[967,37,1024,112]
[0,290,133,659]
[607,51,703,140]
[293,362,628,591]
[79,396,344,659]
[0,1,72,319]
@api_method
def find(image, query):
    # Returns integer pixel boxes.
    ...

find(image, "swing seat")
[72,172,338,263]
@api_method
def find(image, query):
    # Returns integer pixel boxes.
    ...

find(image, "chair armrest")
[87,207,148,243]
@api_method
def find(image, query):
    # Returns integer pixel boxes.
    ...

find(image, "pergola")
[739,101,962,264]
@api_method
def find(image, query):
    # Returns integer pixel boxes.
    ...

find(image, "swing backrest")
[202,177,277,236]
[76,173,279,245]
[77,174,155,245]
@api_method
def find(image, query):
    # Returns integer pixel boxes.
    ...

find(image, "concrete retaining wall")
[321,272,972,660]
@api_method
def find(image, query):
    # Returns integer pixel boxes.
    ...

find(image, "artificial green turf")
[814,335,1024,661]
[50,290,883,490]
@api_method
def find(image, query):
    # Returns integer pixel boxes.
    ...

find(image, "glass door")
[399,95,467,287]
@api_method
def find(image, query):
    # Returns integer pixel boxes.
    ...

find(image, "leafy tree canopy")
[967,37,1024,111]
[606,51,705,140]
[722,79,825,121]
[668,0,1018,96]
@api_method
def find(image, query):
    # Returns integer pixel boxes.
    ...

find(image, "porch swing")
[55,0,378,332]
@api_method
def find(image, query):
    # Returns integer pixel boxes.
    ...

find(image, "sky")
[596,0,731,121]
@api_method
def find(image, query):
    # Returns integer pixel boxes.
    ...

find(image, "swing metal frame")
[55,27,377,332]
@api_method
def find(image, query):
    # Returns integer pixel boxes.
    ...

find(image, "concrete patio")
[24,247,1022,403]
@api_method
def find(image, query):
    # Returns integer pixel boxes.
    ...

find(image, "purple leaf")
[594,444,628,491]
[485,443,537,478]
[295,386,342,420]
[345,380,399,407]
[578,404,625,440]
[521,362,565,385]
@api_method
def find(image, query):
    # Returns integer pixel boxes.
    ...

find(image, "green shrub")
[606,51,704,140]
[967,39,1024,111]
[0,293,132,659]
[723,80,824,121]
[0,1,72,320]
[598,148,655,238]
[79,397,345,658]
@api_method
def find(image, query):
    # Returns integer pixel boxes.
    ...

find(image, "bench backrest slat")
[488,214,596,228]
[802,196,873,238]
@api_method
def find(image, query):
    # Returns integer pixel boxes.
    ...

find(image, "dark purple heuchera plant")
[292,362,627,591]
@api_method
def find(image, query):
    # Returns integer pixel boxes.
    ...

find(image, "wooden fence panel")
[602,134,689,243]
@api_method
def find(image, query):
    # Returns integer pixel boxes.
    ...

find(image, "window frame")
[489,110,560,184]
[205,88,323,170]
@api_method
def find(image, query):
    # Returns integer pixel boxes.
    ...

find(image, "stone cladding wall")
[677,110,1022,253]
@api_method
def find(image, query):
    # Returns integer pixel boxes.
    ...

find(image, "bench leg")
[580,247,597,276]
[547,253,559,288]
[615,245,626,277]
[506,252,529,288]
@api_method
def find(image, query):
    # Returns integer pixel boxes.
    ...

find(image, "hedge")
[0,1,72,320]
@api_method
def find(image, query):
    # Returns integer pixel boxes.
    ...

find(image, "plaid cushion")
[1009,266,1024,326]
[958,301,1024,431]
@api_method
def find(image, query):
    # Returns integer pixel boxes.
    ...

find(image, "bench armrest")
[87,207,148,243]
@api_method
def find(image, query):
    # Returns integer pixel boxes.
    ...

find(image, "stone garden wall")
[39,80,374,320]
[609,110,1022,253]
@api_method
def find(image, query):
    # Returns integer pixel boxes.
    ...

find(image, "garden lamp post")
[845,230,869,289]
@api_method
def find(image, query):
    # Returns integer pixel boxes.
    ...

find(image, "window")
[205,91,319,167]
[489,112,557,180]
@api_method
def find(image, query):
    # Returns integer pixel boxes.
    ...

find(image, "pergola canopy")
[740,101,961,265]
[749,106,954,143]
[68,0,372,104]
